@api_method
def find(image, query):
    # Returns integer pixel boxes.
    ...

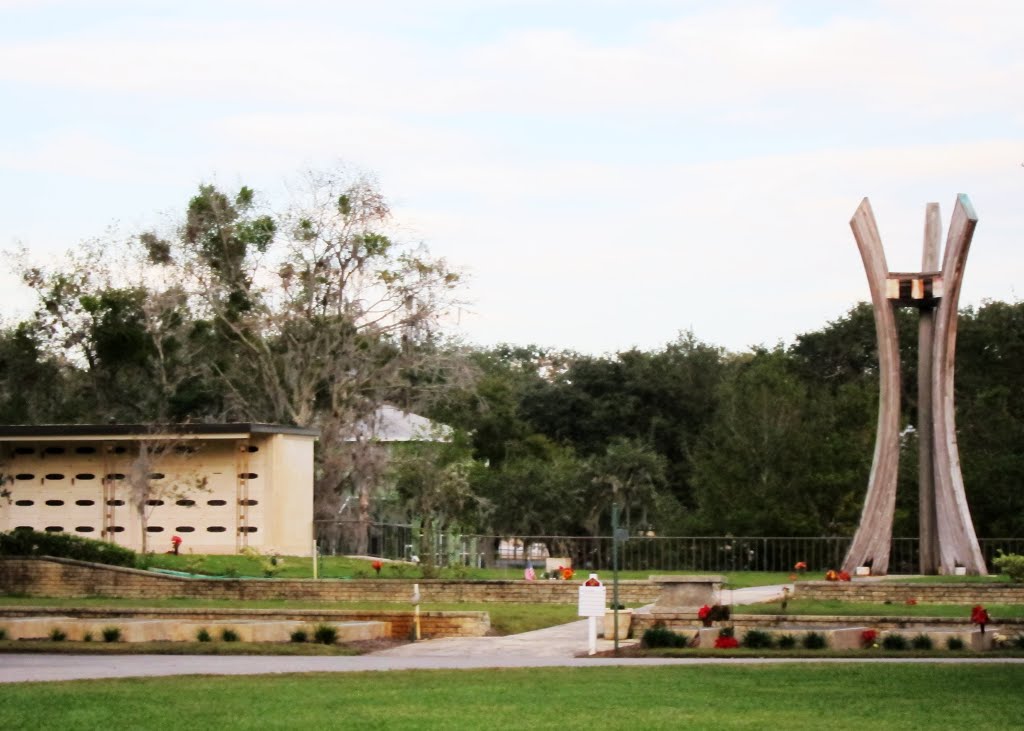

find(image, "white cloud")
[1,1,1022,353]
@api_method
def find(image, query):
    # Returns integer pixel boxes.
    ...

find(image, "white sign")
[578,581,606,618]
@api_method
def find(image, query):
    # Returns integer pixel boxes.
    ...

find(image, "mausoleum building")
[0,424,318,556]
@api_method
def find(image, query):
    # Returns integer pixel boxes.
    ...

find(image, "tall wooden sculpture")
[841,195,987,576]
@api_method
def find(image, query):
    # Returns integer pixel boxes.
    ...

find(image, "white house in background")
[347,405,452,443]
[0,423,318,556]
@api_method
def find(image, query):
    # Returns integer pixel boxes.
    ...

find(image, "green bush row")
[993,552,1024,583]
[0,528,136,567]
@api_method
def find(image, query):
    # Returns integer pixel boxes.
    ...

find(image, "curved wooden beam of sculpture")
[932,194,987,575]
[917,203,941,574]
[842,198,900,576]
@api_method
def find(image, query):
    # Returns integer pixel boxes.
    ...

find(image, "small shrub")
[776,634,797,649]
[196,628,211,642]
[313,624,338,645]
[0,627,7,641]
[290,629,309,643]
[801,632,827,650]
[82,632,93,642]
[741,629,774,649]
[992,551,1024,583]
[910,633,933,650]
[641,624,686,649]
[221,628,239,642]
[49,628,67,642]
[0,528,136,567]
[946,636,965,651]
[882,633,908,650]
[1013,634,1024,650]
[102,626,122,643]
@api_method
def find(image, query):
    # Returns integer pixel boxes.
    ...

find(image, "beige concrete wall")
[1,431,315,556]
[261,433,314,556]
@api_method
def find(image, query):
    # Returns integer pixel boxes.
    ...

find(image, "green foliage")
[0,628,6,640]
[801,632,827,649]
[102,626,122,643]
[49,628,66,642]
[946,636,965,650]
[82,632,92,642]
[641,624,687,648]
[992,552,1024,583]
[776,634,797,649]
[0,528,136,567]
[290,630,308,643]
[741,629,774,649]
[910,633,933,650]
[196,628,211,642]
[240,547,284,577]
[221,628,239,642]
[882,633,908,650]
[313,624,338,645]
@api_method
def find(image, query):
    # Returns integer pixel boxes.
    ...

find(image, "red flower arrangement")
[794,561,807,572]
[371,560,383,576]
[838,570,851,582]
[697,604,731,627]
[861,629,879,648]
[560,567,574,581]
[971,605,990,633]
[905,598,918,606]
[714,635,739,649]
[825,570,839,581]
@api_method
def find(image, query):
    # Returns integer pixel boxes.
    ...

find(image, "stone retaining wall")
[0,605,486,639]
[632,611,1024,637]
[0,557,659,604]
[796,580,1024,605]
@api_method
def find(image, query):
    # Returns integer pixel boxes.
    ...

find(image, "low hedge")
[0,528,136,567]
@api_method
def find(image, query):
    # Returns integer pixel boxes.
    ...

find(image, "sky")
[1,0,1022,355]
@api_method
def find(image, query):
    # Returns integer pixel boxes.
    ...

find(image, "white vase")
[603,609,632,640]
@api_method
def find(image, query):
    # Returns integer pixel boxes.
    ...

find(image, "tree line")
[2,171,1022,546]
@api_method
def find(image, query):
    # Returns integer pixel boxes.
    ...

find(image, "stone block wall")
[632,610,1024,637]
[0,605,487,640]
[796,580,1024,605]
[0,557,659,605]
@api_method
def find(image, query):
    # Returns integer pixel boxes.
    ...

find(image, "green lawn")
[139,552,796,586]
[736,598,1024,619]
[2,664,1022,729]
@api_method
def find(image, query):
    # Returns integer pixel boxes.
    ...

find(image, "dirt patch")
[345,638,409,653]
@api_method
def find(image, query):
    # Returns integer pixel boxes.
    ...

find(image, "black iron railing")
[314,521,1024,574]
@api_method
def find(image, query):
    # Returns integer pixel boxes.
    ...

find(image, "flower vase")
[602,609,632,640]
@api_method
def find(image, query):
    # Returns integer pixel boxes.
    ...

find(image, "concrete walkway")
[370,583,793,659]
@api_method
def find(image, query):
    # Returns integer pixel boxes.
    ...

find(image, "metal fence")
[315,522,1024,573]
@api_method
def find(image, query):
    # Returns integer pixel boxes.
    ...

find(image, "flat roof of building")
[0,423,319,441]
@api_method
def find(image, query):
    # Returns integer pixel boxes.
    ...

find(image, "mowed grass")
[140,553,798,586]
[736,598,1024,619]
[2,664,1023,730]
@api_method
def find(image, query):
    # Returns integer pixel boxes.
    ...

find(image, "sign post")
[412,583,422,641]
[577,574,606,655]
